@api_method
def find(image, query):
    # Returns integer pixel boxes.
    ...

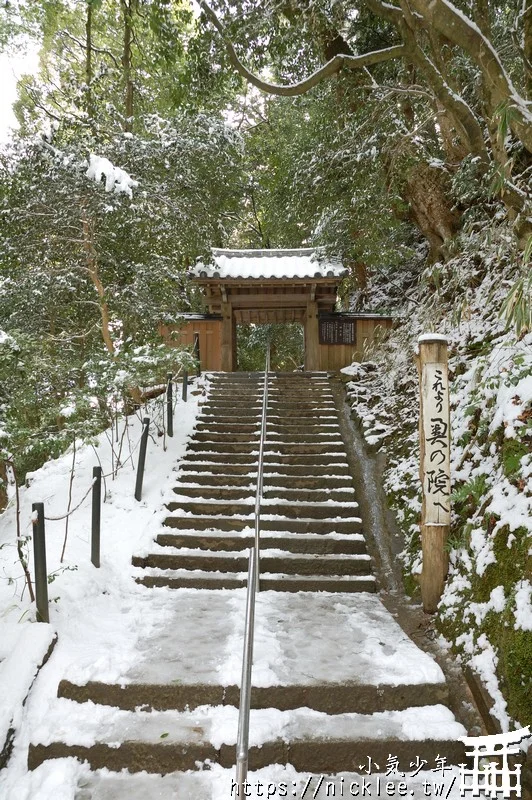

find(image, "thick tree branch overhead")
[198,1,405,96]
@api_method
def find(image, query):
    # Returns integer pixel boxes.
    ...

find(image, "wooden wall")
[160,315,392,373]
[317,318,393,371]
[159,319,223,371]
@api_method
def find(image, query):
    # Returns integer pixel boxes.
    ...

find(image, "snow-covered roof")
[190,248,347,281]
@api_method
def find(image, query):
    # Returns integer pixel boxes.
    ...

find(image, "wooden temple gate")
[159,248,393,371]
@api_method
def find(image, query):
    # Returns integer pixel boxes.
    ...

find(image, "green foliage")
[501,272,532,336]
[237,323,304,372]
[451,474,490,517]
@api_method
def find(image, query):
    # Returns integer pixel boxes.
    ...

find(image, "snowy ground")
[0,378,204,796]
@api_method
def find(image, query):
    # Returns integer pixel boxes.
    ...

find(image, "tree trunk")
[523,0,532,100]
[0,460,7,513]
[81,201,115,355]
[85,0,93,121]
[121,0,135,132]
[403,161,459,262]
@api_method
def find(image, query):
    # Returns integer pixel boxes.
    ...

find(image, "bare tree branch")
[198,1,405,96]
[58,29,121,69]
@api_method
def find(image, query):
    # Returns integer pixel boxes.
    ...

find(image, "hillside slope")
[344,225,532,731]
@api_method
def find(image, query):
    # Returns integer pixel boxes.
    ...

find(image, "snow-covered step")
[154,530,368,554]
[163,515,363,534]
[135,567,376,593]
[263,475,354,488]
[58,677,448,715]
[264,442,346,453]
[193,431,260,443]
[262,487,356,502]
[194,420,261,431]
[166,499,360,519]
[57,764,467,800]
[28,702,466,774]
[173,485,357,502]
[132,549,372,576]
[173,485,255,500]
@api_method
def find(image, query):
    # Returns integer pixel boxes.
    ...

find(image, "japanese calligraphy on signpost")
[421,362,451,526]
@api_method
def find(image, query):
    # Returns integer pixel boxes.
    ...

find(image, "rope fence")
[29,372,198,623]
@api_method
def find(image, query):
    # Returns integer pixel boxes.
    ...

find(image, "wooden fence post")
[91,466,102,568]
[32,503,49,623]
[193,332,201,376]
[166,373,173,438]
[134,418,150,502]
[418,334,451,613]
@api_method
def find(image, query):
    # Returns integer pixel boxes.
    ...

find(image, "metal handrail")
[235,344,270,795]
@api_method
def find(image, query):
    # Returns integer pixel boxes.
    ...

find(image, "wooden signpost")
[418,334,451,613]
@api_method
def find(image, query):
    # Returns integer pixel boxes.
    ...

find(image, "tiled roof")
[189,248,347,280]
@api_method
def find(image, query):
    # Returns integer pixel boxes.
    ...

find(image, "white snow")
[0,624,56,757]
[191,247,346,279]
[514,579,532,631]
[417,334,449,344]
[85,154,138,198]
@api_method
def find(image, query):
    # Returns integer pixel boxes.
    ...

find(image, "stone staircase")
[26,372,469,796]
[133,371,375,593]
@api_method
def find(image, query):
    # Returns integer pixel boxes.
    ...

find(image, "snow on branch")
[86,154,138,198]
[199,1,405,97]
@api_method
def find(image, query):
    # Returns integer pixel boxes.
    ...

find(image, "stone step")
[262,488,356,502]
[155,531,368,554]
[192,432,260,443]
[198,406,261,416]
[174,482,355,503]
[163,516,362,534]
[132,551,372,575]
[135,570,377,593]
[185,441,258,453]
[266,433,344,443]
[173,485,254,500]
[263,453,348,465]
[177,461,351,477]
[180,452,256,464]
[166,499,359,519]
[266,407,339,418]
[263,475,354,489]
[264,443,345,454]
[48,767,467,800]
[177,462,256,475]
[206,391,262,400]
[181,452,349,466]
[29,734,463,775]
[57,678,448,714]
[177,470,257,491]
[194,421,260,432]
[267,421,341,431]
[269,390,334,396]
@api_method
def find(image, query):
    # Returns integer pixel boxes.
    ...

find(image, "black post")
[135,417,150,501]
[193,332,201,376]
[32,503,49,623]
[182,371,188,403]
[167,373,173,437]
[91,466,102,568]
